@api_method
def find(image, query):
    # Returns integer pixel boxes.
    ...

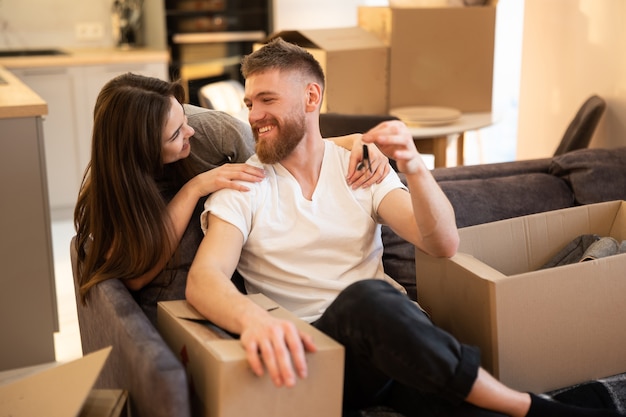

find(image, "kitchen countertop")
[0,66,47,119]
[0,47,168,119]
[0,47,169,69]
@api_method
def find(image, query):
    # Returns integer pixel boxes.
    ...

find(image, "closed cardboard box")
[416,201,626,393]
[359,6,496,113]
[256,27,389,115]
[157,295,345,417]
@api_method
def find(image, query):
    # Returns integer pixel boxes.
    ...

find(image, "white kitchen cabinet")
[10,60,168,211]
[10,66,82,210]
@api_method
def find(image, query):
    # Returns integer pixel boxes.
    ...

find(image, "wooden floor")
[51,213,83,363]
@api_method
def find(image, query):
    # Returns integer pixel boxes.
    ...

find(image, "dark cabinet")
[164,0,272,104]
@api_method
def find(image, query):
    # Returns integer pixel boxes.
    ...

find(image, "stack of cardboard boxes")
[256,27,389,115]
[358,5,496,113]
[254,4,496,115]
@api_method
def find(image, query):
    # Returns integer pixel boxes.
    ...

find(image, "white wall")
[0,0,371,50]
[0,0,115,49]
[272,0,391,32]
[0,0,166,50]
[272,0,360,31]
[517,0,626,159]
[464,0,523,164]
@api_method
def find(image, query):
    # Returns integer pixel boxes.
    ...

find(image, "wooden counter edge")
[0,66,47,119]
[0,47,169,69]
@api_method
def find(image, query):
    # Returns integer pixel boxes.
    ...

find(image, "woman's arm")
[328,134,391,188]
[123,163,265,290]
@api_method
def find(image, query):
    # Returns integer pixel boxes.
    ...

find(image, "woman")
[74,73,388,323]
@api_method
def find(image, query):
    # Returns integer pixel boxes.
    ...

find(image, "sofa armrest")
[71,239,191,417]
[550,146,626,204]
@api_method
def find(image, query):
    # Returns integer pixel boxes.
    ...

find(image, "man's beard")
[254,112,306,164]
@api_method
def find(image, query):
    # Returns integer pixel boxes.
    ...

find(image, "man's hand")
[361,120,426,175]
[240,314,317,388]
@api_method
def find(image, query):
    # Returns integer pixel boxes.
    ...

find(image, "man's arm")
[186,213,316,387]
[362,121,459,258]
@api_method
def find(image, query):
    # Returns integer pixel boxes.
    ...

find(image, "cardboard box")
[79,390,129,417]
[256,27,389,115]
[157,295,344,417]
[359,6,496,113]
[416,201,626,393]
[0,347,118,417]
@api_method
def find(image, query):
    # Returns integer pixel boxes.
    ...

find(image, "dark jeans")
[314,279,506,417]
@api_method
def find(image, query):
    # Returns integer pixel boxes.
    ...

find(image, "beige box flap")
[163,294,280,321]
[0,347,111,417]
[458,201,624,275]
[265,27,386,51]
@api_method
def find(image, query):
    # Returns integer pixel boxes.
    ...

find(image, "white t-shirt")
[202,140,407,322]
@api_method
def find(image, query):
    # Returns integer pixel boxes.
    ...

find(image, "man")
[186,38,621,417]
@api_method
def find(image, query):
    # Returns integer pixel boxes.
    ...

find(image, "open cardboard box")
[0,347,126,417]
[157,294,344,417]
[255,27,388,115]
[358,5,495,113]
[416,201,626,393]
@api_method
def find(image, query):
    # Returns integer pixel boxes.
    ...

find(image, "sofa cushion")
[550,147,626,205]
[439,173,575,228]
[382,225,417,301]
[432,157,552,182]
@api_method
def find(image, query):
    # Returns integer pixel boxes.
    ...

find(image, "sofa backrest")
[439,173,575,229]
[70,238,191,417]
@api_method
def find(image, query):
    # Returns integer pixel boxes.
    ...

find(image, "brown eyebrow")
[165,101,188,141]
[166,124,183,142]
[245,90,278,103]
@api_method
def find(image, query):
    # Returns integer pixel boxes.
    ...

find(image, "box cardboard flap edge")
[164,293,279,321]
[0,347,112,417]
[458,200,625,274]
[263,27,386,51]
[158,295,342,355]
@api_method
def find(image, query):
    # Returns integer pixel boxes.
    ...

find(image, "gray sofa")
[72,146,626,417]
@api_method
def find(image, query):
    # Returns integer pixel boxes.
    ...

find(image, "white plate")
[390,106,462,127]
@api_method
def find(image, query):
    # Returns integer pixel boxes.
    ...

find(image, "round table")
[405,111,497,168]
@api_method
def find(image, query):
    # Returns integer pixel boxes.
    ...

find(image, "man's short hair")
[241,37,326,89]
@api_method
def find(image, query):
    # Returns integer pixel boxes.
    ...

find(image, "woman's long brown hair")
[74,73,189,303]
